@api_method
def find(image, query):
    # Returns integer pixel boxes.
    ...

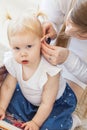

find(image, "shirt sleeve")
[63,51,87,84]
[3,51,16,77]
[39,57,62,89]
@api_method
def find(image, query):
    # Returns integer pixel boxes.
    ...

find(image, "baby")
[0,12,77,130]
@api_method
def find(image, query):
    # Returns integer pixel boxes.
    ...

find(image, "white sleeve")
[39,0,72,32]
[63,51,87,84]
[3,52,16,78]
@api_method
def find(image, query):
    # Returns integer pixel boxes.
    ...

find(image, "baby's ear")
[41,36,45,44]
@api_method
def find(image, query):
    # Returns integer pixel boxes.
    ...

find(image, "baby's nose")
[21,51,27,57]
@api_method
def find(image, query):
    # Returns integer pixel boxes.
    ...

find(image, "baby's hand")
[21,120,39,130]
[0,107,5,120]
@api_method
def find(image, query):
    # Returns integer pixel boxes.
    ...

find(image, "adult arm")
[63,51,87,84]
[40,0,73,43]
[42,42,87,84]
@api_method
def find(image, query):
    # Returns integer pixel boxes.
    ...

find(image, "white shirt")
[40,0,87,88]
[4,51,66,106]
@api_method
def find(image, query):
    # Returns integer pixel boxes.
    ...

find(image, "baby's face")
[65,11,87,40]
[10,31,41,67]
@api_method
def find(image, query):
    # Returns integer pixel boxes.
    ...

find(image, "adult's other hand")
[41,22,57,42]
[41,42,69,65]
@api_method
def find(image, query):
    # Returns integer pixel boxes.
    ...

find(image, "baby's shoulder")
[41,57,62,76]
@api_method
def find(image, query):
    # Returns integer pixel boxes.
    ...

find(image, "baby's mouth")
[22,60,29,64]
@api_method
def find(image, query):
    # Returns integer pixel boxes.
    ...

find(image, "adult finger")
[41,42,56,56]
[42,22,52,36]
[42,49,50,60]
[42,22,57,39]
[42,49,55,64]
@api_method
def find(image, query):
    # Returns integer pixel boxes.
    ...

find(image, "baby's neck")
[22,56,41,81]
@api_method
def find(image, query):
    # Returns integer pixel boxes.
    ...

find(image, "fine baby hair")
[7,10,45,42]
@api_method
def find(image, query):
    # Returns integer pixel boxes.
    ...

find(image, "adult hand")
[0,66,8,87]
[41,22,57,41]
[41,42,69,65]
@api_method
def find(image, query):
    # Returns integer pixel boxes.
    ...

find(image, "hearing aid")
[45,37,51,44]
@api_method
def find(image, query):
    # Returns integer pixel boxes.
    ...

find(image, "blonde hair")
[7,11,43,41]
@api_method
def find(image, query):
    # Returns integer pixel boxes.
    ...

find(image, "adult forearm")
[63,51,87,84]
